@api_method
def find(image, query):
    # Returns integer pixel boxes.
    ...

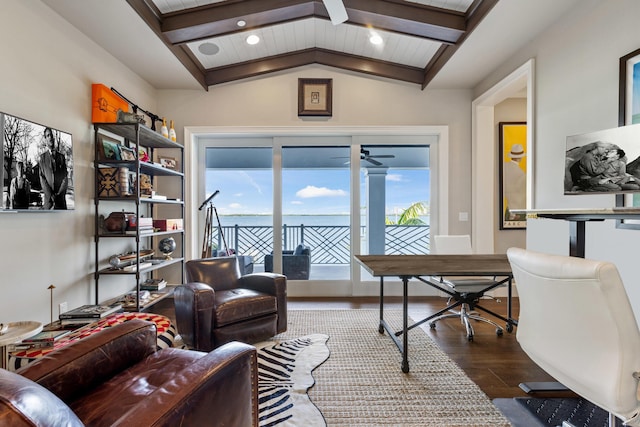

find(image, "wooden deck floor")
[155,295,567,400]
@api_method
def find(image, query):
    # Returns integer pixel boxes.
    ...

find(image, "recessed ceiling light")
[237,20,246,27]
[369,34,383,45]
[246,35,260,45]
[198,42,220,55]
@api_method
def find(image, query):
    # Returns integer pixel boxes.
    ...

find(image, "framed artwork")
[120,146,136,161]
[616,47,640,229]
[298,78,332,116]
[97,134,121,160]
[498,122,527,230]
[159,156,177,170]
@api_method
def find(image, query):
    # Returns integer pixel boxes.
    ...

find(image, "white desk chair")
[507,247,640,427]
[429,235,505,341]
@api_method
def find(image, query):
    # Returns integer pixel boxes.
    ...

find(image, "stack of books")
[141,278,167,291]
[126,216,154,235]
[13,329,72,350]
[58,303,123,325]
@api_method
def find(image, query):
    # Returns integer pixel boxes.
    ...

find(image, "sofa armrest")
[19,319,157,404]
[0,369,84,427]
[239,273,287,333]
[174,282,215,351]
[112,342,258,427]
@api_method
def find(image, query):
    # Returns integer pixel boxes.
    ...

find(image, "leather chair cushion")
[215,289,277,327]
[69,348,205,426]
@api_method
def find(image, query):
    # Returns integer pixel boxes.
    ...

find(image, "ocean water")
[217,214,429,227]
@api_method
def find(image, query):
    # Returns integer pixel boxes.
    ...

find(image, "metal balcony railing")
[210,224,430,264]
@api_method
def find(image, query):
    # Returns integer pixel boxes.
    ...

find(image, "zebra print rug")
[257,334,330,427]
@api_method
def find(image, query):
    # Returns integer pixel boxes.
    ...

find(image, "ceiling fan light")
[246,35,260,45]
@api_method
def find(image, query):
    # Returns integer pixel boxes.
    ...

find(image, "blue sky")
[206,168,430,216]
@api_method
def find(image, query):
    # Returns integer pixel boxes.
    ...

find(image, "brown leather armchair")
[0,319,258,427]
[174,256,287,351]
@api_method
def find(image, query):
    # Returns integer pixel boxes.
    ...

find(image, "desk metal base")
[377,275,517,373]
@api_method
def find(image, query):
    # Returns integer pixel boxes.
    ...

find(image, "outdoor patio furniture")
[264,244,311,280]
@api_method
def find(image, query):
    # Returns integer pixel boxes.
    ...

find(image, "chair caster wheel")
[467,335,473,342]
[429,323,436,329]
[496,328,503,336]
[506,323,514,333]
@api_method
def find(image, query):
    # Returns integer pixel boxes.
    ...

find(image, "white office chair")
[507,247,640,427]
[428,235,505,341]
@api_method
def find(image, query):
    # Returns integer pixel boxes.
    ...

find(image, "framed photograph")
[159,156,177,170]
[498,122,527,230]
[617,47,640,228]
[97,134,121,161]
[120,146,136,161]
[298,78,332,117]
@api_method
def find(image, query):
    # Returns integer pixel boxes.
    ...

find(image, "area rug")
[257,334,330,427]
[272,309,510,427]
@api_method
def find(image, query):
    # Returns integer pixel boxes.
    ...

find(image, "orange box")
[153,219,183,231]
[92,83,129,123]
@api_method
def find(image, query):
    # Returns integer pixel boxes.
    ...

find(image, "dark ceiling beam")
[421,0,499,89]
[127,0,208,90]
[161,0,466,45]
[205,48,424,86]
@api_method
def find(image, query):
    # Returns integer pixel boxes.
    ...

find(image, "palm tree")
[386,201,429,225]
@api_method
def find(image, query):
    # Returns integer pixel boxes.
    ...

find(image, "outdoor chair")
[507,247,640,427]
[264,244,311,280]
[428,235,505,341]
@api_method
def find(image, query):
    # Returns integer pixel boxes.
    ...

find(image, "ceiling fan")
[333,148,396,166]
[322,0,348,25]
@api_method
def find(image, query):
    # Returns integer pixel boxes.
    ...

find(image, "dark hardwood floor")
[155,295,570,400]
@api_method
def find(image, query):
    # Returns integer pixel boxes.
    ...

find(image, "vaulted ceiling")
[126,0,498,90]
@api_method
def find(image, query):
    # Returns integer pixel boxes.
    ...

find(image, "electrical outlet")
[59,302,68,315]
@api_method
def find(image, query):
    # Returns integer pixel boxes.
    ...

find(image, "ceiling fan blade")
[322,0,348,25]
[368,154,395,159]
[364,157,383,166]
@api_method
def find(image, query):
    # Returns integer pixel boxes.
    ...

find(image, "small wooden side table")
[0,321,43,369]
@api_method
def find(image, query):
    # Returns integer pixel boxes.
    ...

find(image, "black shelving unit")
[93,122,185,311]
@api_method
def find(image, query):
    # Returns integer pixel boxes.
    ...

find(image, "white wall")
[477,0,640,314]
[0,1,157,325]
[156,68,476,235]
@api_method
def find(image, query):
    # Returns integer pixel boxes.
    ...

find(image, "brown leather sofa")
[0,319,258,426]
[175,256,287,352]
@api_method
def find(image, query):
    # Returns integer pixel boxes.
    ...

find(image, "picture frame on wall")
[498,122,527,230]
[298,78,332,117]
[97,134,121,161]
[616,47,640,229]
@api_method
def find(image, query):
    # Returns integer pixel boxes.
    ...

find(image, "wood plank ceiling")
[127,0,498,90]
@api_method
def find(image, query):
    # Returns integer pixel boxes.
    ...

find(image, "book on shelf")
[59,303,122,319]
[141,278,167,291]
[125,226,155,235]
[58,318,97,326]
[22,329,71,344]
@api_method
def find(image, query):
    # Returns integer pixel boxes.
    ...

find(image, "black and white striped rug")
[257,334,330,427]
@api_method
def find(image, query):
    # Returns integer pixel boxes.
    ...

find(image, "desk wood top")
[355,254,512,277]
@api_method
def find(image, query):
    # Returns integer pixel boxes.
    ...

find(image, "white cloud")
[296,185,347,198]
[386,174,403,182]
[229,203,242,209]
[291,200,303,205]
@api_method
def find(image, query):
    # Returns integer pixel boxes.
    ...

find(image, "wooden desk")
[355,254,515,373]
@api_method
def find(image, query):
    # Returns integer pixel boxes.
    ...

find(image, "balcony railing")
[211,224,430,264]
